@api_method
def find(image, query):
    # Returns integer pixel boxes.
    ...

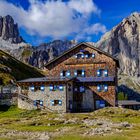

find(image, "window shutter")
[104,70,108,77]
[97,70,101,77]
[74,70,77,77]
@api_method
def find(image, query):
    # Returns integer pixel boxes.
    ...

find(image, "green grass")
[54,135,131,140]
[0,49,44,85]
[0,106,140,140]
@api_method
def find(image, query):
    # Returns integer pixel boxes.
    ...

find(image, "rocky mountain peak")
[0,15,24,43]
[96,12,140,77]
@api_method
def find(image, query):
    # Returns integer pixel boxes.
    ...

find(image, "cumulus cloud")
[75,23,107,41]
[0,0,106,39]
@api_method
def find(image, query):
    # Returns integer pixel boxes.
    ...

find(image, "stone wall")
[18,84,67,112]
[18,98,37,110]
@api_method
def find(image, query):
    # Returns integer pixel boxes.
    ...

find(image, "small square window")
[51,100,62,106]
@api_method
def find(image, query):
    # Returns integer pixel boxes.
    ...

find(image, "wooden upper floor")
[45,43,119,79]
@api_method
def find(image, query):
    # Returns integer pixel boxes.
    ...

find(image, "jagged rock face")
[28,40,76,68]
[96,12,140,77]
[0,15,24,43]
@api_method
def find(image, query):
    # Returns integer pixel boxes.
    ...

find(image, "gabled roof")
[45,42,119,68]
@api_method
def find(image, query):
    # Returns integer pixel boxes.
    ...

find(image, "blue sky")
[1,0,140,45]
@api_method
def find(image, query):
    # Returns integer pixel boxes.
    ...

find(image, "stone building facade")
[18,43,119,112]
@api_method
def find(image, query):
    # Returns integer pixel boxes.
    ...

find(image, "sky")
[0,0,140,45]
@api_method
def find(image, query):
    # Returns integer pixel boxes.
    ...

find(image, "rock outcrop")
[96,12,140,77]
[0,15,24,43]
[28,40,77,68]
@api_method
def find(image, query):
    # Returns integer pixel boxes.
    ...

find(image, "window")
[40,100,43,106]
[40,85,45,91]
[74,70,77,77]
[59,85,64,91]
[34,86,41,91]
[50,100,54,106]
[104,85,108,92]
[96,100,105,109]
[51,100,62,106]
[81,54,84,58]
[85,54,90,58]
[97,84,108,92]
[30,86,35,91]
[79,86,85,93]
[34,100,42,106]
[104,70,108,77]
[50,85,54,91]
[92,53,95,58]
[50,85,64,91]
[66,70,71,77]
[60,70,66,77]
[97,70,101,77]
[97,85,102,92]
[77,69,85,77]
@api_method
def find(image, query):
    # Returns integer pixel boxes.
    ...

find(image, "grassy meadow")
[0,106,140,140]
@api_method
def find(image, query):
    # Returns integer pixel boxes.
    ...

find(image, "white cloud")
[84,23,107,35]
[75,23,107,41]
[68,0,101,15]
[0,0,106,40]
